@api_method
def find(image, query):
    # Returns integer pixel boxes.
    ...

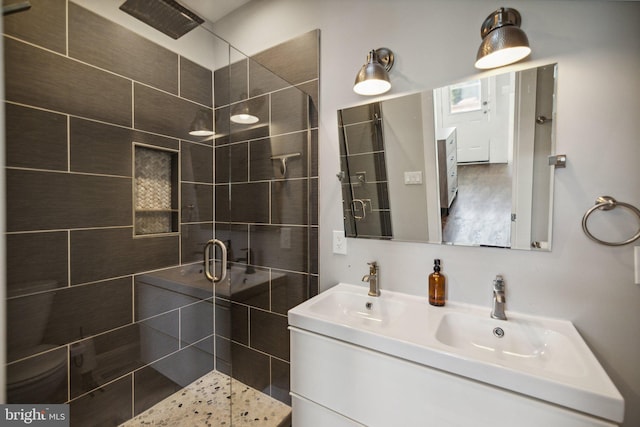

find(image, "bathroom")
[2,0,639,426]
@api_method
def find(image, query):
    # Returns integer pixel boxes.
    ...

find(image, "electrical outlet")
[333,230,347,255]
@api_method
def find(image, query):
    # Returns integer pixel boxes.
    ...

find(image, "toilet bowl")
[7,280,67,403]
[7,345,67,403]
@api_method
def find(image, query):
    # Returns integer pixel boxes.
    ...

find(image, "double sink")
[288,283,624,424]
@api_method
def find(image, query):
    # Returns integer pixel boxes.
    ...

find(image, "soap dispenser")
[429,259,446,306]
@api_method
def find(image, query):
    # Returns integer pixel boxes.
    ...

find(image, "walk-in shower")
[3,1,319,425]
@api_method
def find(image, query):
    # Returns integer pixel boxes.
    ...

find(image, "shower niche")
[134,144,179,236]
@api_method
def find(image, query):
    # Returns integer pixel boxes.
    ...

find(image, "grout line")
[178,307,182,350]
[177,56,181,98]
[131,276,136,324]
[65,0,69,57]
[5,165,132,180]
[224,338,290,365]
[7,343,67,367]
[67,230,71,288]
[268,181,272,224]
[246,57,250,99]
[268,357,273,397]
[66,115,71,172]
[247,307,251,348]
[131,81,135,130]
[268,268,272,312]
[66,344,71,403]
[131,369,135,418]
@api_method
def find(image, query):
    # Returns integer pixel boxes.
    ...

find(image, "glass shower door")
[212,43,314,425]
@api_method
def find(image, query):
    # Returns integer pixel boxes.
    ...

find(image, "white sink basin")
[288,283,624,423]
[435,311,587,378]
[307,289,407,328]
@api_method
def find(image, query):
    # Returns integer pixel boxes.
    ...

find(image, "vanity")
[288,283,624,427]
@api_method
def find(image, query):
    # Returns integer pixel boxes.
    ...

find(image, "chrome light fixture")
[475,7,531,70]
[188,109,214,136]
[353,48,395,96]
[230,102,259,125]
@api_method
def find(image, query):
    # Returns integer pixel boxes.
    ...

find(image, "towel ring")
[581,196,640,246]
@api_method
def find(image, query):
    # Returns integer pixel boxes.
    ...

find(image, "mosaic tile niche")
[134,145,179,235]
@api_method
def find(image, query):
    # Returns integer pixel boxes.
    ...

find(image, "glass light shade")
[230,113,259,124]
[353,51,392,96]
[475,23,531,69]
[189,129,215,136]
[188,109,214,136]
[230,102,259,124]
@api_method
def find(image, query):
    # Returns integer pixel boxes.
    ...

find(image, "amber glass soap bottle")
[429,259,446,306]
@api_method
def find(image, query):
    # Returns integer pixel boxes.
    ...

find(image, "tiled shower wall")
[338,102,393,239]
[3,0,319,425]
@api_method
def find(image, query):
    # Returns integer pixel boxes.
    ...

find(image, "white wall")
[382,93,430,241]
[214,0,640,424]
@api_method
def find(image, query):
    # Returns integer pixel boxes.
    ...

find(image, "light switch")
[404,171,423,185]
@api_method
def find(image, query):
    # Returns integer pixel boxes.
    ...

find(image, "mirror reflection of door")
[437,79,491,163]
[436,74,515,248]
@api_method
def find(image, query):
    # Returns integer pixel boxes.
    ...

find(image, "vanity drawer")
[291,394,365,427]
[447,152,457,171]
[445,133,456,156]
[290,327,618,427]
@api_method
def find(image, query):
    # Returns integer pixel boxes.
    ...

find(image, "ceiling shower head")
[119,0,204,39]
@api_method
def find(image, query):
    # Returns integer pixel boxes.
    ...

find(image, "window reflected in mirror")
[337,63,558,251]
[448,80,482,114]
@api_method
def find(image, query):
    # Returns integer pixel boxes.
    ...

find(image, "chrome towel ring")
[582,196,640,246]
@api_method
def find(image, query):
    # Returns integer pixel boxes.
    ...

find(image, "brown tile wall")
[4,0,319,422]
[338,103,393,238]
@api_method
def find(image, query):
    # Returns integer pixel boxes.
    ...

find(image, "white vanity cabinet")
[288,283,623,427]
[290,328,617,427]
[437,127,457,215]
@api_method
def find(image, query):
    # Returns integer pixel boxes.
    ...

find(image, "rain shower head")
[119,0,204,39]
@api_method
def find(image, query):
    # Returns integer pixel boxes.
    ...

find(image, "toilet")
[7,280,68,403]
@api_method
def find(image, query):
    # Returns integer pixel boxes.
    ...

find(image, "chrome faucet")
[362,261,380,297]
[491,275,507,320]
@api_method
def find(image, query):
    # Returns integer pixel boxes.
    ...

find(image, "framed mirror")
[338,63,558,250]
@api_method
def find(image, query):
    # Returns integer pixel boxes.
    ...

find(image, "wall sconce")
[353,48,394,96]
[474,7,531,69]
[188,109,214,136]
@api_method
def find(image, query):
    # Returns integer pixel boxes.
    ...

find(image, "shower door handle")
[204,239,227,283]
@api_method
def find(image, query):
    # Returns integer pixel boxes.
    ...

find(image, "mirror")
[338,63,558,250]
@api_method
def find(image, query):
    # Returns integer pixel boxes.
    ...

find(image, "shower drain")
[493,327,505,338]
